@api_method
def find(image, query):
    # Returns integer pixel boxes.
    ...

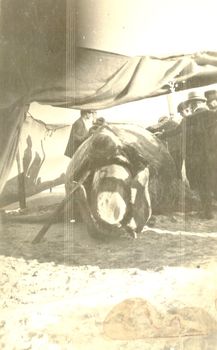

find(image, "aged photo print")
[0,1,217,349]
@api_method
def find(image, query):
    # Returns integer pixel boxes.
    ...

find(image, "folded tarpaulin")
[2,44,217,110]
[54,48,217,109]
[1,0,217,192]
[1,0,217,110]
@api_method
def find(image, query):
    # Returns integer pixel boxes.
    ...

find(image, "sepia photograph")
[1,0,217,349]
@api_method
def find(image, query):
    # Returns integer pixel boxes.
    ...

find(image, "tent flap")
[0,102,27,193]
[30,48,217,110]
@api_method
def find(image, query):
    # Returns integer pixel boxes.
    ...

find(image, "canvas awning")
[1,0,217,192]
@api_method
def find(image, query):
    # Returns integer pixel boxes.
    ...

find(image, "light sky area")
[29,96,169,128]
[29,0,217,125]
[29,83,217,128]
[76,0,217,57]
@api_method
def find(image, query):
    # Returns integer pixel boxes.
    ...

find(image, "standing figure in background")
[156,91,217,219]
[177,101,192,117]
[205,90,217,111]
[22,135,32,176]
[27,151,42,184]
[147,116,183,179]
[64,109,97,222]
[185,91,208,114]
[64,110,97,158]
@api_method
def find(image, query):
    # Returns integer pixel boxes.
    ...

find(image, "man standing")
[185,91,208,113]
[147,116,183,178]
[177,101,192,117]
[205,90,217,111]
[64,110,96,158]
[157,91,217,219]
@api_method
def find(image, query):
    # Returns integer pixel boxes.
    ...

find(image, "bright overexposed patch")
[7,115,71,181]
[29,312,59,329]
[100,94,169,127]
[104,165,129,180]
[136,168,152,218]
[31,335,60,350]
[77,0,217,57]
[128,217,137,230]
[92,165,130,190]
[1,254,217,349]
[136,168,149,187]
[131,188,137,204]
[143,226,217,238]
[97,191,126,224]
[29,102,80,125]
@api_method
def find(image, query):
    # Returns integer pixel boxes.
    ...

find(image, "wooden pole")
[16,149,26,210]
[166,80,176,116]
[32,170,90,244]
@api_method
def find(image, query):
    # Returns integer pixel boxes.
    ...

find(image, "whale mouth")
[90,164,132,227]
[97,191,127,225]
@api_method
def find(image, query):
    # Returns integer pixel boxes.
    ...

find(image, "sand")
[0,191,217,349]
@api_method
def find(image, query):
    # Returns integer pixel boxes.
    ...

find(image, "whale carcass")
[65,123,177,238]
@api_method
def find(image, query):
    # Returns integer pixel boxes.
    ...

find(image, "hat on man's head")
[186,91,207,103]
[204,90,217,100]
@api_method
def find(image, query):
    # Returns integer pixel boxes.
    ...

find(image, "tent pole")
[16,148,27,210]
[32,170,91,244]
[167,93,176,116]
[167,80,176,116]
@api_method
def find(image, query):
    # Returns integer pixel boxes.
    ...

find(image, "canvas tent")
[1,0,217,193]
[0,114,71,207]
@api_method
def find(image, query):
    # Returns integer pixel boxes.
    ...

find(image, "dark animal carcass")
[65,123,177,239]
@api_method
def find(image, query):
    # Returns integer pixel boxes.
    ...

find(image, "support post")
[167,80,176,117]
[16,149,26,210]
[32,170,90,244]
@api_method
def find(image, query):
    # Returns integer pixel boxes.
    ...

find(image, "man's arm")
[155,122,182,139]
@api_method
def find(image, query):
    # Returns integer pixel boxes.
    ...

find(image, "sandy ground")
[1,190,217,349]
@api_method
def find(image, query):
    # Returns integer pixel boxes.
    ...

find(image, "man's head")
[205,90,217,110]
[178,91,207,116]
[81,109,97,121]
[158,116,169,123]
[186,91,208,113]
[177,101,192,117]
